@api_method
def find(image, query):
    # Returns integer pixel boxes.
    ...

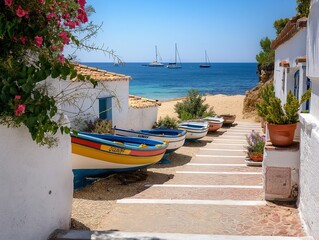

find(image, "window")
[282,68,286,92]
[99,97,112,121]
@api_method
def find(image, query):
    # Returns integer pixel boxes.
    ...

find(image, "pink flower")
[68,21,76,29]
[16,5,28,18]
[51,45,57,50]
[59,31,70,44]
[15,104,26,116]
[78,0,86,7]
[58,55,65,63]
[77,8,88,23]
[20,36,28,44]
[15,95,21,100]
[38,0,44,4]
[34,36,43,46]
[4,0,12,7]
[59,31,68,39]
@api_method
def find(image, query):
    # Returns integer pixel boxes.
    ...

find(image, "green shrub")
[256,84,311,124]
[83,118,112,134]
[174,89,215,121]
[153,116,178,129]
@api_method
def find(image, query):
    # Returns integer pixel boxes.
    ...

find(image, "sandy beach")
[72,94,258,230]
[157,94,255,122]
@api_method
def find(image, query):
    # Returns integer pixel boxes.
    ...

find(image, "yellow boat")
[72,132,168,188]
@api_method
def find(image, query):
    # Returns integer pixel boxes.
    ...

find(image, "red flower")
[15,104,26,116]
[4,0,12,7]
[34,36,43,46]
[20,36,28,44]
[58,55,65,63]
[38,0,44,4]
[15,95,21,100]
[78,0,86,7]
[16,5,28,18]
[77,8,88,23]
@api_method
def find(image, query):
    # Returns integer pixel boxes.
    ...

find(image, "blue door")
[294,70,300,99]
[306,78,311,111]
[99,97,112,121]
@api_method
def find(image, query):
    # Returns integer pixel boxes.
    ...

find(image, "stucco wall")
[0,121,73,240]
[274,28,307,102]
[299,2,319,238]
[307,0,319,80]
[299,114,319,238]
[127,107,158,130]
[50,79,129,129]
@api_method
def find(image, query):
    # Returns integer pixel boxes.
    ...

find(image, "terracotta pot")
[267,123,297,147]
[248,152,263,162]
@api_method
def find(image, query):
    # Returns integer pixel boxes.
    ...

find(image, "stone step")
[49,230,310,240]
[205,143,248,150]
[181,164,262,172]
[128,185,264,200]
[97,204,304,236]
[167,172,263,185]
[197,149,247,156]
[191,156,246,164]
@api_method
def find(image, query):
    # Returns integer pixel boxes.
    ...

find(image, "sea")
[82,62,259,101]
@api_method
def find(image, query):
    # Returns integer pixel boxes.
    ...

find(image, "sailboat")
[167,43,182,69]
[199,50,211,68]
[148,45,164,67]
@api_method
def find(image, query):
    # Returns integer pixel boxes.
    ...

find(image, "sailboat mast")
[175,43,177,63]
[155,45,158,62]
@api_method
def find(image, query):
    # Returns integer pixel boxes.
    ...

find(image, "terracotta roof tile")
[279,60,290,67]
[271,16,307,50]
[295,56,307,64]
[129,95,161,109]
[73,63,131,81]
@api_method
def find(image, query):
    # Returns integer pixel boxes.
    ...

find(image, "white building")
[271,4,319,238]
[271,16,309,110]
[299,0,319,238]
[55,63,160,130]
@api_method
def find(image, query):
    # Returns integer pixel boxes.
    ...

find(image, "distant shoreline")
[157,93,246,103]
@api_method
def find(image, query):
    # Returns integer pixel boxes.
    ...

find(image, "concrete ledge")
[265,141,300,152]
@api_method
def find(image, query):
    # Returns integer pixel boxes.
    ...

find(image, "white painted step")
[51,230,312,240]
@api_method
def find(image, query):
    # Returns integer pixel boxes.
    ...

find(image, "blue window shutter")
[99,97,112,121]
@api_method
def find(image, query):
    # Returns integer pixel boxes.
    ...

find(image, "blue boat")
[113,127,186,153]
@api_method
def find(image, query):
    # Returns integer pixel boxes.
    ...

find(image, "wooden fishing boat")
[178,121,209,140]
[202,116,224,132]
[113,127,186,153]
[218,114,236,126]
[72,132,168,188]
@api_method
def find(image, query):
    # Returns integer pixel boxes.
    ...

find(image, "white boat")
[167,43,182,69]
[202,116,224,132]
[178,121,209,140]
[199,50,211,68]
[148,45,164,67]
[113,127,186,153]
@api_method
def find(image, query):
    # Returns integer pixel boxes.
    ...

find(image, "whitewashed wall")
[50,78,130,130]
[274,28,307,102]
[0,121,73,240]
[299,114,319,238]
[126,107,158,130]
[299,1,319,238]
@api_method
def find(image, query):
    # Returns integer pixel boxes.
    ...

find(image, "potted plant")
[256,84,311,147]
[246,130,266,162]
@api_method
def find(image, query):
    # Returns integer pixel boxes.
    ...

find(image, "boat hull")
[178,122,209,140]
[218,114,236,125]
[202,117,224,132]
[114,128,186,153]
[71,133,167,188]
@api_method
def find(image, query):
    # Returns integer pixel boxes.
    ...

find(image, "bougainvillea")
[0,0,95,146]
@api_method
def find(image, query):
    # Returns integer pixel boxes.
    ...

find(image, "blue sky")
[70,0,297,63]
